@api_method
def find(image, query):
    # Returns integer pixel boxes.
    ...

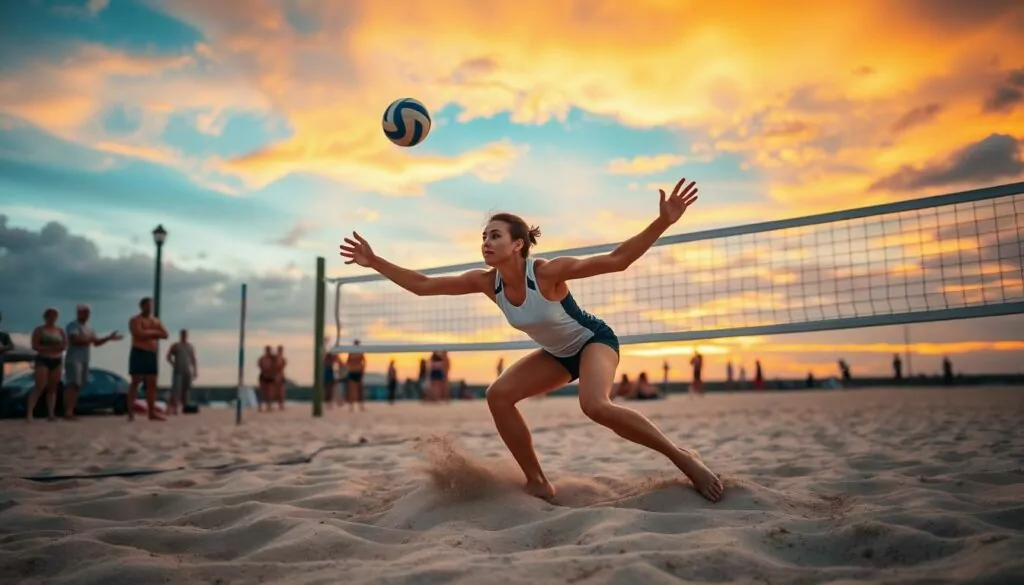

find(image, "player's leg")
[26,362,48,421]
[144,351,163,420]
[169,372,181,415]
[45,362,61,420]
[63,361,82,420]
[485,349,571,499]
[575,343,724,502]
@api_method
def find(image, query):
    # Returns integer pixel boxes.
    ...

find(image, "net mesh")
[333,188,1024,351]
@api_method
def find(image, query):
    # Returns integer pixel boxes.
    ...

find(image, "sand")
[0,387,1022,585]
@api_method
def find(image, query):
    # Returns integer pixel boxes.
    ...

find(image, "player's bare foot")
[525,478,556,501]
[674,448,724,502]
[148,412,167,421]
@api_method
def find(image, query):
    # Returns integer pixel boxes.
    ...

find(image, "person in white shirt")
[64,304,121,420]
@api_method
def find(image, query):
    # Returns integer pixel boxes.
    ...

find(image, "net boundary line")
[328,301,1024,354]
[326,181,1024,286]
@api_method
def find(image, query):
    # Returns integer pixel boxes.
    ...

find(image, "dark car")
[0,367,129,418]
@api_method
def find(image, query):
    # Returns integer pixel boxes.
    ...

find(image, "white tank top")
[494,259,601,358]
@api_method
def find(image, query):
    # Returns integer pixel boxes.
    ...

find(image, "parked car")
[0,367,129,418]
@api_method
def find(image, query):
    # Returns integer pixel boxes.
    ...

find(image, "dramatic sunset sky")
[2,0,1023,386]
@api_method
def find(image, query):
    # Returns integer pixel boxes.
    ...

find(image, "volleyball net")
[326,182,1024,354]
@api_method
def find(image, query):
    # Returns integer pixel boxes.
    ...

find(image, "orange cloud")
[224,139,525,195]
[9,1,1023,214]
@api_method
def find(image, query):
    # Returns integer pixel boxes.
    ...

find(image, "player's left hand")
[658,177,699,225]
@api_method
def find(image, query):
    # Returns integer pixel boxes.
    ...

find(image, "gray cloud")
[891,103,943,134]
[0,215,316,337]
[869,134,1024,192]
[982,69,1024,114]
[905,0,1024,30]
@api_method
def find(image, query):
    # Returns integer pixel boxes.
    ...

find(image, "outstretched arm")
[539,177,699,282]
[340,232,491,297]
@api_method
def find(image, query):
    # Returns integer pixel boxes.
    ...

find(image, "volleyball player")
[339,178,723,502]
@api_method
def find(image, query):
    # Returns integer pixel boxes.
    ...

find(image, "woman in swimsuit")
[339,177,723,502]
[28,307,67,421]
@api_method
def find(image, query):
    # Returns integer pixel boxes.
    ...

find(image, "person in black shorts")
[27,308,67,421]
[127,297,169,421]
[339,176,723,503]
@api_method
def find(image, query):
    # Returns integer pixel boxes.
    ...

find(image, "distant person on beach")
[690,351,704,394]
[0,311,15,391]
[128,297,168,422]
[754,360,764,390]
[346,339,366,411]
[166,329,198,415]
[417,357,428,399]
[274,345,288,409]
[323,342,338,408]
[387,359,398,404]
[893,354,903,380]
[726,360,734,389]
[427,350,445,402]
[339,176,724,502]
[497,357,504,378]
[614,373,633,399]
[739,365,746,389]
[943,356,954,385]
[27,308,67,422]
[838,359,851,387]
[257,346,276,411]
[635,372,661,400]
[65,304,122,419]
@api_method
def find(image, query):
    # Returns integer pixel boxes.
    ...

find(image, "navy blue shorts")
[545,325,620,382]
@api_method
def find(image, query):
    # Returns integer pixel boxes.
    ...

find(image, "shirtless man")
[274,345,288,410]
[257,346,276,412]
[346,339,366,412]
[128,297,169,421]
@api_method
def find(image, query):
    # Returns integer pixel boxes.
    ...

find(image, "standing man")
[65,304,122,419]
[346,339,366,411]
[166,329,198,415]
[128,297,169,421]
[0,311,15,391]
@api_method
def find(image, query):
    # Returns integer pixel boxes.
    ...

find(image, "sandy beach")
[1,386,1022,584]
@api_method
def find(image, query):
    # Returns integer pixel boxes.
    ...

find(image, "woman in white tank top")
[340,178,724,503]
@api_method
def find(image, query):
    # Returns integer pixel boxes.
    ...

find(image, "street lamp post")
[152,225,168,318]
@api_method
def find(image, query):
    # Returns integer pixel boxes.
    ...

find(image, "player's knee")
[579,396,613,423]
[485,382,517,408]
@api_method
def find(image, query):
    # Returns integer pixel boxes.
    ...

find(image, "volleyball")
[382,97,432,147]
